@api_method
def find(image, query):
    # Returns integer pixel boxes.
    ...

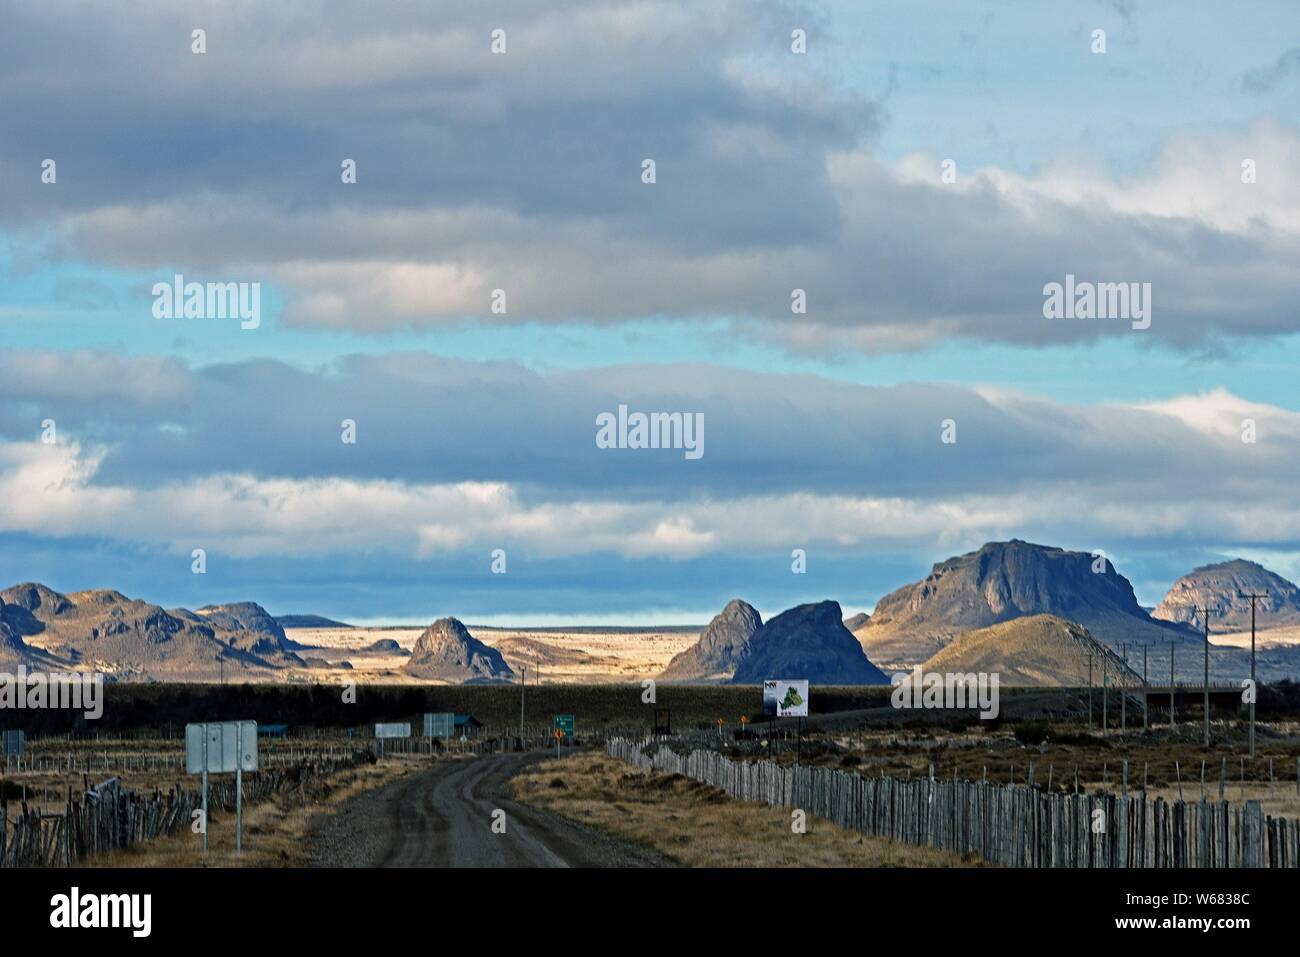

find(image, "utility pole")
[1120,642,1127,733]
[1241,591,1268,759]
[519,665,527,744]
[1087,651,1094,730]
[1142,643,1149,730]
[1169,640,1176,728]
[1102,655,1109,733]
[1190,605,1213,747]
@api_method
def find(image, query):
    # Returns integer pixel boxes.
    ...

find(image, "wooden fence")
[2,747,365,776]
[0,752,369,868]
[607,737,1298,868]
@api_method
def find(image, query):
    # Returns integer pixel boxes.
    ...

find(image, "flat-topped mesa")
[403,617,515,683]
[855,539,1195,665]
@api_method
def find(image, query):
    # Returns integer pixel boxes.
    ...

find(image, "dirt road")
[311,751,670,868]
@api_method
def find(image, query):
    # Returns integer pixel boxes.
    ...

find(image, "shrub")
[1014,720,1052,746]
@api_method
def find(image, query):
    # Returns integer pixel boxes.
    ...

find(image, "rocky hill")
[1153,559,1300,632]
[731,601,889,685]
[919,614,1143,687]
[192,602,306,661]
[403,617,515,682]
[0,595,62,668]
[276,614,352,629]
[842,612,870,631]
[855,540,1195,665]
[0,583,286,679]
[661,599,762,681]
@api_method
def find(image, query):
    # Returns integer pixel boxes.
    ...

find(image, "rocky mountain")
[0,583,284,679]
[1152,559,1300,632]
[843,612,870,631]
[275,614,352,629]
[0,595,58,668]
[403,617,515,682]
[855,540,1195,665]
[365,638,408,654]
[192,602,306,660]
[919,614,1143,688]
[661,599,762,681]
[731,601,889,685]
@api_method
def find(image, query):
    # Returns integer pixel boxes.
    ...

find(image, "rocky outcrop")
[731,601,889,685]
[1153,559,1300,632]
[661,599,762,681]
[403,618,514,682]
[195,602,306,658]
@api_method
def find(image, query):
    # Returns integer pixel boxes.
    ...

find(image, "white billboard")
[374,722,411,739]
[185,721,258,774]
[763,679,809,718]
[423,713,454,737]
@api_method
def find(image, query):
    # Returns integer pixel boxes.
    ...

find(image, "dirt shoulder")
[511,749,982,868]
[89,755,425,867]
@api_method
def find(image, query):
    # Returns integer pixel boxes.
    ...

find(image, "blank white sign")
[185,721,258,774]
[374,722,411,739]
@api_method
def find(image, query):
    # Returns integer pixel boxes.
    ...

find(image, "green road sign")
[554,714,575,736]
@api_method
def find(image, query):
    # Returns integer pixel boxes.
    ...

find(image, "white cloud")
[5,378,1300,562]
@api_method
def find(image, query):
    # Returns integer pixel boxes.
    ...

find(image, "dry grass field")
[1,734,372,815]
[1213,624,1300,649]
[511,749,979,867]
[793,721,1300,818]
[285,625,699,684]
[85,755,427,868]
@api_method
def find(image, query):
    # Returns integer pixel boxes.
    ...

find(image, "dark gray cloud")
[3,350,1295,516]
[2,1,1295,352]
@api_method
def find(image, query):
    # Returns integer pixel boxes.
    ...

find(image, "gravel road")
[310,751,671,868]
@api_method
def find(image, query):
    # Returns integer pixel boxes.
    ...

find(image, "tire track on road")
[312,751,671,868]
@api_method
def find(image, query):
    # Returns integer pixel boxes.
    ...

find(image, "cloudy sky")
[2,0,1298,624]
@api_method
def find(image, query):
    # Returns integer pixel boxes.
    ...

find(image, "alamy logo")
[890,667,1000,719]
[50,887,151,938]
[1042,274,1151,330]
[152,274,261,329]
[595,404,704,460]
[0,666,103,719]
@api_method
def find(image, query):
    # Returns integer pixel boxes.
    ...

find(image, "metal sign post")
[423,713,455,738]
[374,722,411,759]
[186,720,258,854]
[201,732,209,852]
[553,714,575,743]
[236,722,243,855]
